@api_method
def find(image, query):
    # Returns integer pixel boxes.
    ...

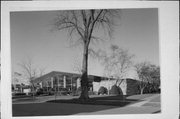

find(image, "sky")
[10,8,159,81]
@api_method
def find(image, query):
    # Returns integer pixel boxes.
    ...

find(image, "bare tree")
[149,65,160,93]
[72,57,82,74]
[134,62,160,94]
[18,58,45,99]
[39,67,46,76]
[98,45,134,86]
[53,9,120,100]
[12,72,23,91]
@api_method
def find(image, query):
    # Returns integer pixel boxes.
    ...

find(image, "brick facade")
[33,71,140,95]
[93,78,139,95]
[126,79,140,95]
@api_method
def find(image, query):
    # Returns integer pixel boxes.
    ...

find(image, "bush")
[15,93,26,96]
[60,88,69,92]
[142,83,160,94]
[28,92,36,96]
[109,85,123,95]
[98,86,108,95]
[36,88,44,95]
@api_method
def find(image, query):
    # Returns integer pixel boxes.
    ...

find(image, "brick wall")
[126,79,139,95]
[93,79,127,95]
[93,78,140,96]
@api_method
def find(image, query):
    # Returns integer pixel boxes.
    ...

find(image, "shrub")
[109,85,123,95]
[59,88,70,95]
[28,92,36,96]
[15,93,26,96]
[98,86,108,95]
[60,88,69,92]
[36,88,44,95]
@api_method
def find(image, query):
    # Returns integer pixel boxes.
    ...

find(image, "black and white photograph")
[1,1,179,119]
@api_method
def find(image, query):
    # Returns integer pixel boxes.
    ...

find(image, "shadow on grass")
[13,95,141,116]
[47,95,140,107]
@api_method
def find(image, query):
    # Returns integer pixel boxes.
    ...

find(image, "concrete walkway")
[127,94,160,107]
[77,106,160,115]
[77,94,161,115]
[12,95,79,104]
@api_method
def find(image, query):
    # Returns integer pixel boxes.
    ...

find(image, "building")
[12,84,31,94]
[93,78,140,95]
[33,71,140,95]
[33,71,102,93]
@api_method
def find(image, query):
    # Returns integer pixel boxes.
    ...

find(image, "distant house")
[33,71,140,95]
[12,84,31,94]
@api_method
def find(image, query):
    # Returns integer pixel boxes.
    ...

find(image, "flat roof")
[33,71,103,83]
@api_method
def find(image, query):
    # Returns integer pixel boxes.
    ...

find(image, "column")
[40,82,42,88]
[71,77,73,91]
[63,76,66,88]
[46,81,48,92]
[76,77,80,89]
[57,76,59,92]
[51,77,54,88]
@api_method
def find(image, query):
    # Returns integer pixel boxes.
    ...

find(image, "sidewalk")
[78,94,161,115]
[12,95,79,104]
[77,106,160,115]
[128,94,160,107]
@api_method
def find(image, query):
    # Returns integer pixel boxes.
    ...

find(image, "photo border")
[1,1,179,119]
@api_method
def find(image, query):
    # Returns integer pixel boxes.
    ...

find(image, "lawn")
[13,102,119,116]
[47,95,140,107]
[126,94,156,100]
[12,94,161,116]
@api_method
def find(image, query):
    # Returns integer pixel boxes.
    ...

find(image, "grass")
[13,102,120,116]
[12,94,161,116]
[126,94,156,100]
[46,94,160,107]
[47,95,140,107]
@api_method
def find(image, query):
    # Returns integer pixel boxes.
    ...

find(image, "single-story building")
[12,84,31,94]
[93,78,140,95]
[33,71,102,93]
[33,71,140,95]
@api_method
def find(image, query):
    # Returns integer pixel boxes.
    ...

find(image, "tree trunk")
[32,84,35,100]
[79,44,89,101]
[115,79,118,86]
[140,88,144,95]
